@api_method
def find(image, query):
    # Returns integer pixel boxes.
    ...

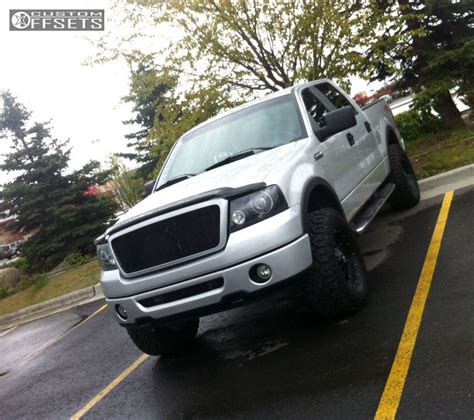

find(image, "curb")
[419,164,474,191]
[418,164,474,199]
[0,283,104,331]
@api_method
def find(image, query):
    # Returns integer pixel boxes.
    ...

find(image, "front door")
[301,86,365,214]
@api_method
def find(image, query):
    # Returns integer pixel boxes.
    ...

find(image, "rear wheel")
[126,318,199,356]
[388,143,420,210]
[305,208,368,318]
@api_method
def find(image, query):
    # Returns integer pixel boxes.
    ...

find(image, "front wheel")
[126,318,199,356]
[388,143,420,210]
[305,208,368,318]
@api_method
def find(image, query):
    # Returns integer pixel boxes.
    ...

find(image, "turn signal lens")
[96,242,117,271]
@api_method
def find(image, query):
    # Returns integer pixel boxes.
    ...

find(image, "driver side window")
[302,88,329,130]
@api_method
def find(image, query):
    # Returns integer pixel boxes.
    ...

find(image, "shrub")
[0,267,26,299]
[0,269,48,299]
[30,273,50,292]
[0,287,11,299]
[63,252,92,268]
[9,257,29,272]
[15,273,50,291]
[395,108,443,142]
[0,268,25,289]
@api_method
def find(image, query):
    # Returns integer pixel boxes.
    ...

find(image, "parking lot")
[1,186,473,419]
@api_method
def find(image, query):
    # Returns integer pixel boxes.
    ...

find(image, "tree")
[108,155,144,212]
[94,0,380,175]
[0,91,117,272]
[119,60,235,176]
[147,81,237,176]
[121,56,175,179]
[366,0,474,128]
[124,0,376,94]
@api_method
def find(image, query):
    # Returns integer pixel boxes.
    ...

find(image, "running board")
[351,183,395,235]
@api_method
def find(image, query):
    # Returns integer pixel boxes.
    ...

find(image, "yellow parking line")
[19,304,108,366]
[71,353,150,420]
[375,191,454,419]
[85,303,108,320]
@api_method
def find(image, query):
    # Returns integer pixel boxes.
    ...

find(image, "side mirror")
[316,106,357,141]
[144,180,155,197]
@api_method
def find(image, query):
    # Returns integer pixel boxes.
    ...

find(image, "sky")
[0,0,375,183]
[0,0,137,182]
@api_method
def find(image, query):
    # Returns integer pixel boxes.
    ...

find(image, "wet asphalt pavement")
[1,187,473,419]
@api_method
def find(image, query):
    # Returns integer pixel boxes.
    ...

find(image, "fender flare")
[385,124,402,147]
[301,177,346,226]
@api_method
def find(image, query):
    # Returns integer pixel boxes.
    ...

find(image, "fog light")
[250,263,272,284]
[116,304,128,320]
[256,264,272,281]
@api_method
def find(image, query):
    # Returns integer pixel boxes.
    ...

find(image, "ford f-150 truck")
[96,80,420,355]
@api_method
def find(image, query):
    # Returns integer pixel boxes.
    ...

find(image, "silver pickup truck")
[96,79,419,355]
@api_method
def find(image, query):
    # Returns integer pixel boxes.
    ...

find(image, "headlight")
[96,242,117,271]
[229,185,288,233]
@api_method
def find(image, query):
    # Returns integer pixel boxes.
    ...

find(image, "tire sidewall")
[305,208,368,317]
[388,143,420,209]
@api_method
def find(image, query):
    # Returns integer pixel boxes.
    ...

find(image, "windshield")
[158,94,305,186]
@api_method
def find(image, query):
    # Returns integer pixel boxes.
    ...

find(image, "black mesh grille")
[111,205,221,274]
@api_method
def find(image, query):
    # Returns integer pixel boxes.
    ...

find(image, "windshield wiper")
[204,147,273,172]
[156,173,196,191]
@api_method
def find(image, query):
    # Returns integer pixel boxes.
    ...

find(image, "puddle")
[224,339,289,363]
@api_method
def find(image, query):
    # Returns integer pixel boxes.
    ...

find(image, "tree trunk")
[432,91,465,129]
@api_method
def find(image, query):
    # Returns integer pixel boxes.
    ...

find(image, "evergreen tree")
[0,91,117,272]
[122,57,174,179]
[367,0,474,128]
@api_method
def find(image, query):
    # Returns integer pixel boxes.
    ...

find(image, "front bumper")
[106,234,312,325]
[101,205,304,298]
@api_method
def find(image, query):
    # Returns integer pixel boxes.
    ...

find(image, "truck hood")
[114,141,304,227]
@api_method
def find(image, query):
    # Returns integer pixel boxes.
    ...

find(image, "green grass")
[30,273,50,292]
[0,261,100,316]
[405,127,474,179]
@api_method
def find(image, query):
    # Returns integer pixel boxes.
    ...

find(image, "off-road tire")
[305,208,368,318]
[126,318,199,356]
[388,143,420,210]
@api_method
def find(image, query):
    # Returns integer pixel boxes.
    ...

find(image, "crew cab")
[96,80,420,355]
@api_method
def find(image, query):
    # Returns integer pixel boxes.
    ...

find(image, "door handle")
[364,121,372,133]
[346,132,355,146]
[313,151,324,161]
